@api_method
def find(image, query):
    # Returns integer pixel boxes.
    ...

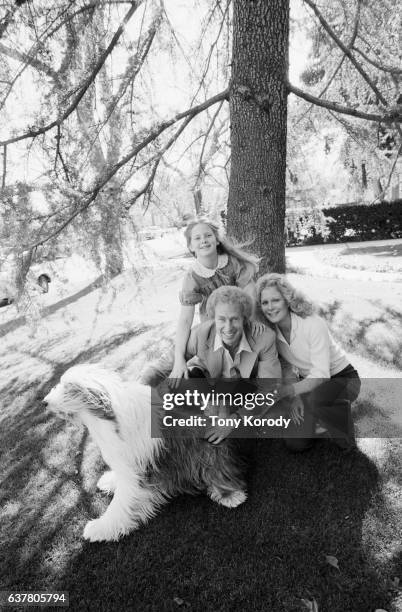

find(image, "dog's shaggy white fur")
[43,364,247,542]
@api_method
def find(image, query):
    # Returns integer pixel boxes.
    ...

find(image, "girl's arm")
[169,304,195,388]
[243,280,266,335]
[243,280,257,302]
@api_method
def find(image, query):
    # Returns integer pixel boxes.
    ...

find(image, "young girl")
[169,217,260,386]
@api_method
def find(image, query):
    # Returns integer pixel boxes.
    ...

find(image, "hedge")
[286,199,402,246]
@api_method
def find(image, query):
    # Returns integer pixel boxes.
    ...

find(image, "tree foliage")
[0,0,401,281]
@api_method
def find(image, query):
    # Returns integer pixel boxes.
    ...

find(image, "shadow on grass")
[0,275,105,339]
[0,325,158,592]
[319,300,402,370]
[1,320,400,611]
[340,243,402,258]
[285,258,308,275]
[317,300,342,323]
[49,440,395,612]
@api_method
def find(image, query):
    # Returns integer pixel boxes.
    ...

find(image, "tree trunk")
[227,0,289,273]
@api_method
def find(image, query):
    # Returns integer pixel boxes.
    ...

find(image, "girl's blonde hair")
[184,217,260,274]
[255,273,314,319]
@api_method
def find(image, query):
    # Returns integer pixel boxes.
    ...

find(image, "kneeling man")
[186,285,281,442]
[142,286,281,443]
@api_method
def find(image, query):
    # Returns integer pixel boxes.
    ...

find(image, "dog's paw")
[209,489,247,508]
[219,489,247,508]
[83,517,138,542]
[97,471,116,495]
[83,519,119,542]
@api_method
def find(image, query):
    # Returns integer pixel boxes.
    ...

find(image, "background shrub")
[285,200,402,245]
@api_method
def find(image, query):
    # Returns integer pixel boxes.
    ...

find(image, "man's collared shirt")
[213,331,253,378]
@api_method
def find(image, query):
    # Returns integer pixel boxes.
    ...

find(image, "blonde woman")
[256,273,360,451]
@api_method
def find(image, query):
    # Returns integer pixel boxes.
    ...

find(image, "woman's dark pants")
[284,364,361,452]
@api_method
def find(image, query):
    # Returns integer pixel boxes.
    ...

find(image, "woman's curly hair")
[206,285,253,323]
[255,273,314,320]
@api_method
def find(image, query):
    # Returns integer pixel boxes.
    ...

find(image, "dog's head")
[43,364,119,421]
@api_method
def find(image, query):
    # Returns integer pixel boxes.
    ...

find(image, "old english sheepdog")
[43,364,247,542]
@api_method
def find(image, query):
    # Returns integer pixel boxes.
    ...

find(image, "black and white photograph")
[0,0,401,610]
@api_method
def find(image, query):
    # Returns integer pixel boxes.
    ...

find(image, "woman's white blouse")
[275,312,349,379]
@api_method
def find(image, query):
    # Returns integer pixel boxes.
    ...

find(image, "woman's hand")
[250,320,266,336]
[273,383,296,400]
[289,396,304,425]
[168,358,189,389]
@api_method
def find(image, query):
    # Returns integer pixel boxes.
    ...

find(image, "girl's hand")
[290,396,304,425]
[168,358,189,389]
[251,320,266,336]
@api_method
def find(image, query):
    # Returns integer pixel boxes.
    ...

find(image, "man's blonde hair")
[206,285,253,322]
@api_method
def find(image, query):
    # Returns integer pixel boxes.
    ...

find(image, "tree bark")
[227,0,289,273]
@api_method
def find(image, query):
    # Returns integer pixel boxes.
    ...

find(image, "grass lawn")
[1,238,402,612]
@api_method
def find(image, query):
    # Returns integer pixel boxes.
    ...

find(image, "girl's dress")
[140,253,255,387]
[179,253,255,321]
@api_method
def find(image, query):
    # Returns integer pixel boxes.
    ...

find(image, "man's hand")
[168,357,189,389]
[205,422,234,445]
[205,403,234,444]
[289,396,304,425]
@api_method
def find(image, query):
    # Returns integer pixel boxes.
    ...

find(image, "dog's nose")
[42,400,48,408]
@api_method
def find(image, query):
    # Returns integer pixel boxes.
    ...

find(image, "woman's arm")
[256,329,282,379]
[277,317,330,397]
[276,373,325,400]
[293,376,326,396]
[169,304,195,388]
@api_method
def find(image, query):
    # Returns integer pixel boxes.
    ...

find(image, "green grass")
[1,258,402,611]
[318,243,402,274]
[1,422,401,611]
[319,300,402,371]
[1,338,401,611]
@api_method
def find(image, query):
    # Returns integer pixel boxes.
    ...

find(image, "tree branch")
[372,140,402,203]
[319,0,360,98]
[352,44,402,76]
[295,0,361,127]
[303,0,388,107]
[0,3,20,39]
[194,100,225,190]
[126,158,161,210]
[0,1,142,147]
[288,81,401,123]
[101,9,161,132]
[190,0,230,106]
[25,88,229,249]
[126,113,195,209]
[0,42,60,83]
[2,144,6,188]
[54,125,71,183]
